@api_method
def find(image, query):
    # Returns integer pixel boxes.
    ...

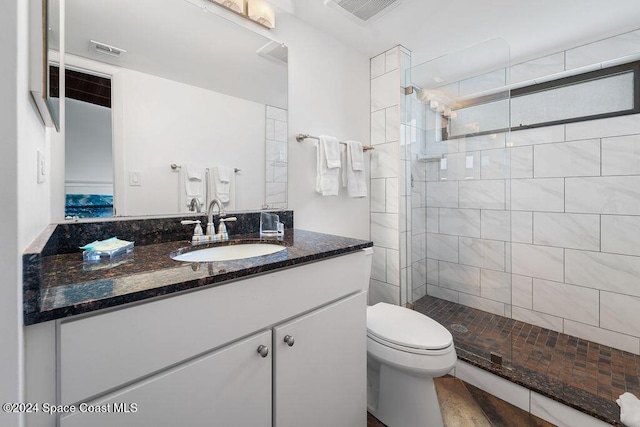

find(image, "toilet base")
[368,361,444,427]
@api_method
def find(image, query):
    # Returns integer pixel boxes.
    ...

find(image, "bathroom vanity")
[24,222,373,427]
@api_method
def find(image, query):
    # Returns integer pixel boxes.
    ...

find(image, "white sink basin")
[171,243,286,262]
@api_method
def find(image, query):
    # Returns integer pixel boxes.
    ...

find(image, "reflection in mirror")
[54,0,288,218]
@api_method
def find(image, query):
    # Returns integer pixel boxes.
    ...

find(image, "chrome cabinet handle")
[257,345,269,358]
[283,335,295,347]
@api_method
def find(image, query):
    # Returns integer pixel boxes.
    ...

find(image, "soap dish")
[81,238,135,262]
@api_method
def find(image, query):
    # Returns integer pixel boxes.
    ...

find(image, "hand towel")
[185,163,202,181]
[182,166,204,210]
[618,392,640,427]
[350,140,365,171]
[344,140,367,198]
[316,135,340,196]
[213,166,232,203]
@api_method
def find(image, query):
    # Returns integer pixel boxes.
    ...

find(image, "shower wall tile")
[385,106,400,143]
[371,213,399,250]
[370,53,385,79]
[369,279,399,305]
[533,212,600,251]
[370,179,385,212]
[480,269,511,304]
[385,48,399,73]
[458,293,505,316]
[385,178,399,213]
[412,260,427,289]
[457,132,506,152]
[510,53,565,85]
[512,274,533,309]
[459,237,505,271]
[601,134,640,175]
[565,249,640,297]
[266,105,287,121]
[600,291,640,338]
[532,279,599,326]
[411,208,426,235]
[370,141,399,179]
[265,183,286,203]
[533,139,601,178]
[274,121,287,142]
[371,246,386,282]
[565,29,640,70]
[509,124,565,147]
[510,146,533,178]
[411,234,426,263]
[601,215,640,256]
[512,306,564,334]
[438,261,481,296]
[426,233,458,263]
[511,211,533,244]
[563,320,640,356]
[386,249,400,286]
[438,208,481,238]
[426,208,439,233]
[371,109,386,145]
[480,148,510,179]
[426,181,458,208]
[427,258,439,285]
[427,285,459,303]
[371,69,400,112]
[458,180,505,210]
[413,284,427,301]
[459,68,507,97]
[480,210,510,241]
[565,113,640,141]
[411,180,425,207]
[566,176,640,215]
[511,178,564,212]
[512,243,564,282]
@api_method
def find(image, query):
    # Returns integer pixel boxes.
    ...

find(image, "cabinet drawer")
[59,250,370,404]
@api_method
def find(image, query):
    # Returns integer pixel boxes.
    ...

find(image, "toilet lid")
[367,303,453,350]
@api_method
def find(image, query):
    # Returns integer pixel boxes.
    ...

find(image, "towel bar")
[296,133,375,151]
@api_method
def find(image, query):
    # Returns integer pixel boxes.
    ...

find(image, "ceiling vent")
[324,0,405,23]
[90,40,127,58]
[256,41,288,65]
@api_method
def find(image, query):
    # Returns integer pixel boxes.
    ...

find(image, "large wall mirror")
[51,0,288,218]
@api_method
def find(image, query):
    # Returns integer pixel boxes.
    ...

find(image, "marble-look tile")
[426,181,458,208]
[566,176,640,215]
[400,267,410,306]
[512,274,533,309]
[452,99,509,138]
[266,140,287,163]
[509,124,565,147]
[425,161,440,182]
[385,48,399,73]
[385,106,400,143]
[266,119,275,140]
[400,231,410,268]
[427,284,459,303]
[412,260,427,289]
[511,306,563,333]
[534,139,600,178]
[412,208,426,235]
[530,392,612,427]
[371,109,386,145]
[459,237,505,271]
[440,152,481,181]
[565,249,640,297]
[386,249,400,286]
[510,53,565,85]
[265,183,286,203]
[411,233,426,263]
[369,279,399,305]
[533,212,600,251]
[370,142,399,179]
[480,269,511,304]
[274,164,287,183]
[563,319,640,356]
[411,180,425,208]
[426,233,458,263]
[601,215,640,256]
[510,146,533,179]
[371,246,386,282]
[511,178,564,212]
[532,279,599,326]
[600,291,640,338]
[426,208,439,233]
[565,113,640,141]
[400,50,411,87]
[512,243,563,282]
[439,208,481,238]
[427,258,438,285]
[459,180,505,210]
[459,69,507,97]
[439,261,481,296]
[370,53,385,79]
[480,210,510,241]
[266,105,286,121]
[457,133,506,152]
[371,70,399,112]
[385,178,399,213]
[370,179,386,213]
[265,161,274,181]
[371,213,399,250]
[274,120,287,142]
[601,134,640,176]
[481,148,509,179]
[565,29,640,70]
[511,211,533,244]
[411,156,427,182]
[459,293,505,316]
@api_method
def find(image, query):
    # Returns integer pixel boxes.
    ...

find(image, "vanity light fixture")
[248,0,275,29]
[211,0,244,14]
[90,40,126,58]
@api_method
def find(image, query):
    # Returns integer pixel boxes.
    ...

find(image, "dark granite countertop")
[24,229,372,325]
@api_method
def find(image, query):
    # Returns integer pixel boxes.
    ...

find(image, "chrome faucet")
[205,199,237,241]
[189,197,202,213]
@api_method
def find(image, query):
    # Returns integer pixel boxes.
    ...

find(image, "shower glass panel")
[403,39,512,366]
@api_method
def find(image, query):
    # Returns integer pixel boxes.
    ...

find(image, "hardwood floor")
[367,376,555,427]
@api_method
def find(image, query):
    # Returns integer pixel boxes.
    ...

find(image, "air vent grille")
[329,0,400,21]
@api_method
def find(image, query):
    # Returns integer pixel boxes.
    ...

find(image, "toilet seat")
[367,303,453,352]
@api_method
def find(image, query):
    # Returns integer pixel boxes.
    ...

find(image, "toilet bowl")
[367,302,457,427]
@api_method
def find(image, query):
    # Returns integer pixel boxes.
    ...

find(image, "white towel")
[350,140,364,171]
[185,163,202,180]
[316,135,340,196]
[182,166,204,210]
[342,140,367,198]
[212,166,232,203]
[618,392,640,427]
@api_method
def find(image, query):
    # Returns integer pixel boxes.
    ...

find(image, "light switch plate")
[129,171,141,186]
[37,150,46,183]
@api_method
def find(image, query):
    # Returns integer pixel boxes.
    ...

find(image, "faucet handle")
[219,217,237,223]
[181,220,200,225]
[181,220,204,244]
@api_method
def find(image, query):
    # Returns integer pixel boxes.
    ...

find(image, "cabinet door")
[60,330,272,427]
[273,291,367,427]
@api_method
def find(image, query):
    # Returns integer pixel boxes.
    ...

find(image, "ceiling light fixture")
[90,40,126,58]
[248,0,275,29]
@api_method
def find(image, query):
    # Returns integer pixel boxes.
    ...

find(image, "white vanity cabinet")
[26,248,371,427]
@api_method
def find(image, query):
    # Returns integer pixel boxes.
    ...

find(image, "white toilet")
[367,302,457,427]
